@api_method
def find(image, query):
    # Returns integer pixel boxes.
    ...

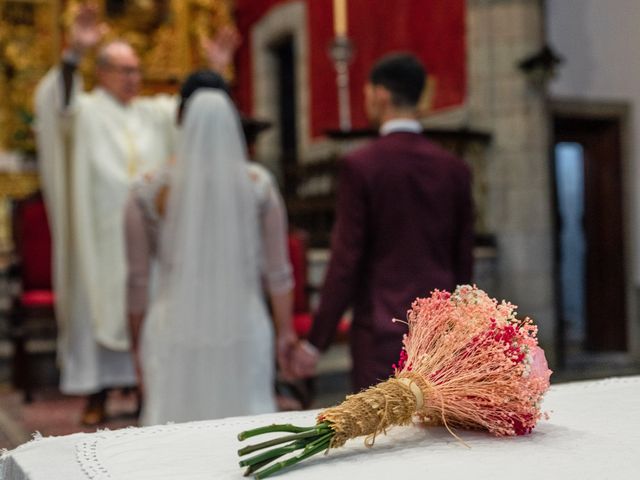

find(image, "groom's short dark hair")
[369,53,426,108]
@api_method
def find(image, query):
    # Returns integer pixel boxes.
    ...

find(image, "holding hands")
[276,331,320,381]
[289,340,320,379]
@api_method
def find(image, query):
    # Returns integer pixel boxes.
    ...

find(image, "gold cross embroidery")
[124,128,139,178]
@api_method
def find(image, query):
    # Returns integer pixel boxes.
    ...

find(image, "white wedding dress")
[141,91,279,425]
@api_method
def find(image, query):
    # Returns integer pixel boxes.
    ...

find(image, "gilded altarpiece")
[0,0,234,250]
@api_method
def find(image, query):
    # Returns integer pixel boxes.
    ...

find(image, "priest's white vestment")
[34,67,177,394]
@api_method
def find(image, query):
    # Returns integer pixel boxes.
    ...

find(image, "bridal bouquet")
[237,285,551,478]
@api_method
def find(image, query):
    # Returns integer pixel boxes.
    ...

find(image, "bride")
[139,89,295,424]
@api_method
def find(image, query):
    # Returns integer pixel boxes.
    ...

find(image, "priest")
[34,4,239,424]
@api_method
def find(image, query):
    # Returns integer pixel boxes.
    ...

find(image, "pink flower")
[529,345,551,389]
[398,285,551,437]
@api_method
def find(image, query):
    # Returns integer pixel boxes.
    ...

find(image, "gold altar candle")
[333,0,347,36]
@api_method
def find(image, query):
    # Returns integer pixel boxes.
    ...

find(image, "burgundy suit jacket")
[308,131,474,391]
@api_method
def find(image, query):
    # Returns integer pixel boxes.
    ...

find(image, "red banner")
[234,0,466,138]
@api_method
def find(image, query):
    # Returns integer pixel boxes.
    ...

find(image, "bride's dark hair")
[177,70,229,123]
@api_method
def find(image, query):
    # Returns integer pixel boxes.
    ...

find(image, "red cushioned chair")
[288,229,310,336]
[9,191,57,402]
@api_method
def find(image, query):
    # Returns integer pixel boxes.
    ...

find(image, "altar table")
[2,376,639,479]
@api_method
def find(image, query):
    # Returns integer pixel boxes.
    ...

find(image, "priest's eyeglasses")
[106,65,142,76]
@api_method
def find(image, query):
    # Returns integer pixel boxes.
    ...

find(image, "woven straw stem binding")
[319,373,432,449]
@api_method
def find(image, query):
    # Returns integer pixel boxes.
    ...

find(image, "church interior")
[1,0,640,455]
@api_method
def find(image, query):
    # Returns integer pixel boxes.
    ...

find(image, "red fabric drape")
[234,0,466,138]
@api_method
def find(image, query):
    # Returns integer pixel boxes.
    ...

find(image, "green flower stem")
[303,431,334,451]
[243,453,288,477]
[239,440,306,468]
[238,424,317,441]
[237,422,335,478]
[238,429,329,457]
[253,436,332,479]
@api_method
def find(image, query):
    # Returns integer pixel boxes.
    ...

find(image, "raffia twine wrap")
[319,372,442,449]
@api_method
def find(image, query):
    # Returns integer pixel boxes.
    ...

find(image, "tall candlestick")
[329,36,354,131]
[333,0,347,36]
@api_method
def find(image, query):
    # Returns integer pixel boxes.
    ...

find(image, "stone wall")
[466,0,556,355]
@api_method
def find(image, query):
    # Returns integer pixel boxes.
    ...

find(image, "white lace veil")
[157,90,259,347]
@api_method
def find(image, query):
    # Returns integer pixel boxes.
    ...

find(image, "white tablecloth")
[2,376,639,480]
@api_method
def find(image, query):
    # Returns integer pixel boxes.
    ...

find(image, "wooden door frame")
[550,98,636,359]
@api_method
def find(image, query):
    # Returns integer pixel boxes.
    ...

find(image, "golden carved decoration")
[0,172,40,199]
[0,0,236,152]
[64,0,235,90]
[0,0,60,154]
[0,0,235,249]
[0,172,41,252]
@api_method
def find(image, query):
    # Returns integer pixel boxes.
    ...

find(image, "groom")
[292,53,474,391]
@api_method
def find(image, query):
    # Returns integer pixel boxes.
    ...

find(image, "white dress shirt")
[379,118,423,136]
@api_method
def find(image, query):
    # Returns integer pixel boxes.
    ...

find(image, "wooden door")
[553,115,627,352]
